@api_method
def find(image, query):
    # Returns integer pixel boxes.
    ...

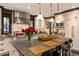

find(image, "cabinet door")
[71,20,79,50]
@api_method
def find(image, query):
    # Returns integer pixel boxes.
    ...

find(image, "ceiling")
[0,3,79,17]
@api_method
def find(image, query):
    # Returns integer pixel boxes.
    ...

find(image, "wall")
[58,10,79,50]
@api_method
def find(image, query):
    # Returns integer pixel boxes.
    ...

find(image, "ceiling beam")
[32,7,79,19]
[54,7,79,15]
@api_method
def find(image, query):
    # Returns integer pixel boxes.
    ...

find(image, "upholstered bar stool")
[51,45,62,56]
[41,50,52,56]
[41,46,62,56]
[62,41,69,56]
[68,39,73,56]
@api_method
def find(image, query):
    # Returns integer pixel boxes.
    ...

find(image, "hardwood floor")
[72,53,79,56]
[71,50,79,56]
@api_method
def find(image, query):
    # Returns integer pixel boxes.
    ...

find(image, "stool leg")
[65,51,68,56]
[62,48,65,56]
[62,51,65,56]
[69,49,72,56]
[60,49,63,56]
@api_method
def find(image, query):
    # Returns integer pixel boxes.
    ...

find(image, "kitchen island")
[11,36,70,56]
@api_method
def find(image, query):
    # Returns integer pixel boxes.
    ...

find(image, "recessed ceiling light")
[46,13,48,15]
[27,6,31,9]
[72,6,77,8]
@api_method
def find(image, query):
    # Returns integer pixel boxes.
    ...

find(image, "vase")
[28,36,31,42]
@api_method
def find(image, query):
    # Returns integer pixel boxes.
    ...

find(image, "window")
[3,17,10,33]
[56,23,64,28]
[1,9,12,34]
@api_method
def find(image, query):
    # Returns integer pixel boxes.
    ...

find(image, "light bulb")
[36,14,44,20]
[49,18,54,22]
[55,15,64,23]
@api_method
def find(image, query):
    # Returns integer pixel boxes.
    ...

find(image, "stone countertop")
[11,39,43,56]
[0,39,19,56]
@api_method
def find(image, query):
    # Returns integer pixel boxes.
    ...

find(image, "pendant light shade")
[37,14,44,20]
[36,3,44,20]
[49,3,54,22]
[55,3,64,23]
[49,18,54,22]
[55,15,64,23]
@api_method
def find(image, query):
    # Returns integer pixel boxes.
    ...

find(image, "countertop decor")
[22,26,36,42]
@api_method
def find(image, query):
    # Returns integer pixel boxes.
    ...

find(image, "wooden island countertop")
[11,37,69,56]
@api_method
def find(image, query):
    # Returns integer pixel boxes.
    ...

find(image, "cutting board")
[42,41,59,47]
[28,45,49,55]
[54,39,66,43]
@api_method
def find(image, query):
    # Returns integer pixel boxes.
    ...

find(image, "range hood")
[15,18,23,24]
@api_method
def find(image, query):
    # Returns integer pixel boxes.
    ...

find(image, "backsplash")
[12,24,29,32]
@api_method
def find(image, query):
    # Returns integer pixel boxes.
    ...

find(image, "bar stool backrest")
[65,41,68,45]
[69,39,73,43]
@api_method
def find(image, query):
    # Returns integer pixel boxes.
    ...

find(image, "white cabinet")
[64,10,79,50]
[13,10,30,24]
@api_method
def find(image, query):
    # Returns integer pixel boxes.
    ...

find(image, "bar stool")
[62,41,69,56]
[41,50,51,56]
[68,39,73,56]
[52,45,62,56]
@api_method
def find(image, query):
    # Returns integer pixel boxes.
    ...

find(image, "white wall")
[59,10,79,50]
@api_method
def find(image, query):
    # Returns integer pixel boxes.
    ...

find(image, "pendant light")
[55,3,61,23]
[36,3,44,20]
[56,3,64,23]
[49,3,54,22]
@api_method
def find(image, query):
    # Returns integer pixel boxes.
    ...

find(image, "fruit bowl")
[38,35,51,41]
[38,35,58,41]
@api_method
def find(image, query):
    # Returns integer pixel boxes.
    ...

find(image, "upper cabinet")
[13,10,30,24]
